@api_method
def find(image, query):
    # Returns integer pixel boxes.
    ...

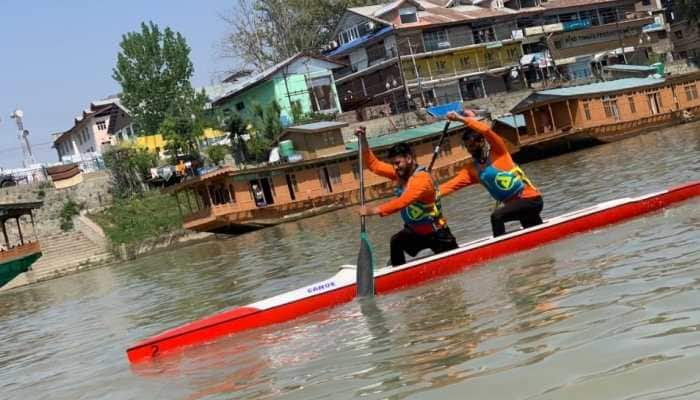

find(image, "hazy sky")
[0,0,237,168]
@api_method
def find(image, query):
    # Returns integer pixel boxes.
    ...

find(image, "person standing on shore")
[355,127,458,267]
[440,109,544,237]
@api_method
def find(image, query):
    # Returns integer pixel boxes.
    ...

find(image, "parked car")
[0,173,16,187]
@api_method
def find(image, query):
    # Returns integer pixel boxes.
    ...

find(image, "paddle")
[427,121,451,172]
[356,130,375,297]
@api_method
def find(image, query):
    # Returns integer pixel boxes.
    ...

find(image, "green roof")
[345,121,453,151]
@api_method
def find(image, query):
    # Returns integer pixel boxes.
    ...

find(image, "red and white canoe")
[127,181,700,363]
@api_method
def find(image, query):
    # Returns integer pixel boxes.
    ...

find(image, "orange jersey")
[363,146,439,217]
[439,118,541,199]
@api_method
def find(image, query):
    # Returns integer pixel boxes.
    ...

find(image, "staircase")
[27,230,113,282]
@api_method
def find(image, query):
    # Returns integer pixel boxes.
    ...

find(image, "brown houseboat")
[502,71,700,149]
[168,121,472,234]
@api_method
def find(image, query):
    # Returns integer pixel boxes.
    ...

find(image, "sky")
[0,0,238,168]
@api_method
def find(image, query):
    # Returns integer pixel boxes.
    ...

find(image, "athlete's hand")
[359,206,379,216]
[462,108,477,118]
[354,126,367,137]
[446,111,461,122]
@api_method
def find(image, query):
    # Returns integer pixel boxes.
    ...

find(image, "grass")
[92,191,183,245]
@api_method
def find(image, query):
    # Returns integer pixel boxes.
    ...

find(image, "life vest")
[395,166,447,233]
[474,159,534,202]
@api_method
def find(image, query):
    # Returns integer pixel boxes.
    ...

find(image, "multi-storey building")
[326,0,671,112]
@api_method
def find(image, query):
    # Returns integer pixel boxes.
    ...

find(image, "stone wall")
[0,171,113,238]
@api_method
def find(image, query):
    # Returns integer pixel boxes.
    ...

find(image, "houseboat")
[499,70,700,150]
[0,201,43,288]
[168,121,472,234]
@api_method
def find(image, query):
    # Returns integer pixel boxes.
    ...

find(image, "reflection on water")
[0,123,699,399]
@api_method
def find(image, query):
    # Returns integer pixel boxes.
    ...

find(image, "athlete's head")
[387,143,416,180]
[462,129,488,163]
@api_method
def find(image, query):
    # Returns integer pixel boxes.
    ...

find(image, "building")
[52,98,134,162]
[166,120,472,234]
[212,53,347,126]
[326,0,672,112]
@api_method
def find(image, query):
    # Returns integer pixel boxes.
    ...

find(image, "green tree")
[675,0,700,27]
[159,88,211,159]
[221,0,383,70]
[224,112,250,165]
[206,144,229,166]
[103,146,158,198]
[113,21,197,135]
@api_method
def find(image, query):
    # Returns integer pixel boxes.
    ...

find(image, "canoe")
[127,181,700,363]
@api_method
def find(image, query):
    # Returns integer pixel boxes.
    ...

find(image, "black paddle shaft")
[356,133,374,297]
[427,121,451,172]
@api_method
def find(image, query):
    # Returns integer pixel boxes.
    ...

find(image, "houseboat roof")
[604,64,658,72]
[511,77,666,113]
[0,201,43,221]
[284,121,349,133]
[494,114,526,129]
[345,121,461,151]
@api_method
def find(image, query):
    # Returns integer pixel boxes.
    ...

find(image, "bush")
[59,198,81,231]
[206,144,229,166]
[91,191,182,245]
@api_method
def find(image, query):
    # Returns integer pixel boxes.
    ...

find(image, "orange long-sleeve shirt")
[363,145,437,217]
[439,118,540,199]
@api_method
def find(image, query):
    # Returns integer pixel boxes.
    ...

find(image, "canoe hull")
[127,181,700,363]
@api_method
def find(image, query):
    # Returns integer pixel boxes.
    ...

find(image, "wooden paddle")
[356,130,375,297]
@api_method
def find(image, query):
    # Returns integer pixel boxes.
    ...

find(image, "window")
[327,164,342,185]
[352,164,360,180]
[642,0,650,5]
[399,7,418,24]
[599,7,619,24]
[285,174,298,201]
[423,29,449,51]
[229,185,236,203]
[602,97,620,120]
[435,139,452,156]
[685,84,699,101]
[579,10,600,26]
[472,27,496,44]
[583,101,592,120]
[674,30,684,39]
[628,96,636,114]
[96,121,107,130]
[235,102,245,111]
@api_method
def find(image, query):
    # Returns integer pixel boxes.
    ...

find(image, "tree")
[159,88,211,160]
[206,144,229,166]
[674,0,700,27]
[224,112,249,165]
[113,22,197,135]
[220,0,383,70]
[103,146,158,198]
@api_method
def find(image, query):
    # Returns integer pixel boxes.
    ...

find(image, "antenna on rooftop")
[10,109,36,167]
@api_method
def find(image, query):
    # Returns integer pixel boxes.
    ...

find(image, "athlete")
[441,110,544,237]
[355,127,458,266]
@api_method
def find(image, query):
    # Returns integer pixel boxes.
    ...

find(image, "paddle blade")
[356,231,375,297]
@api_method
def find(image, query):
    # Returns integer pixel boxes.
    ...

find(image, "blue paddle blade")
[356,231,375,297]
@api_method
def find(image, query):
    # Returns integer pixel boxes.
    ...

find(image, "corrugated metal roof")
[345,121,452,151]
[495,114,526,128]
[286,121,349,133]
[326,26,393,57]
[537,77,665,97]
[604,64,657,72]
[510,77,666,113]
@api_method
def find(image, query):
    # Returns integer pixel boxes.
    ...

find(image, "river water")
[1,123,699,400]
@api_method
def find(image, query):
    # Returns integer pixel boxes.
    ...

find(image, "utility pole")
[10,110,35,167]
[407,37,427,107]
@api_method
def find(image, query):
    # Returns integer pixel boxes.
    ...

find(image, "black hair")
[461,128,483,142]
[387,142,414,158]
